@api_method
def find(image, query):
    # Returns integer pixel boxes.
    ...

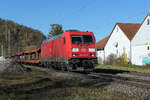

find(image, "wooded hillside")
[0,18,46,56]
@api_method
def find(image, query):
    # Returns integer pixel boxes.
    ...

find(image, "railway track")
[24,64,150,89]
[88,72,150,89]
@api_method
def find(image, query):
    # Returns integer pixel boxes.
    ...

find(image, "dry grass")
[0,66,147,100]
[0,87,142,100]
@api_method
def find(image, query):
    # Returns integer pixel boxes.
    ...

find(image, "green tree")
[0,18,46,56]
[48,24,63,39]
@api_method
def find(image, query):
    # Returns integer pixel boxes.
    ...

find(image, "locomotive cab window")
[71,35,93,44]
[71,35,82,44]
[83,35,93,43]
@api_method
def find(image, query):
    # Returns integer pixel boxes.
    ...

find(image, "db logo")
[81,48,86,52]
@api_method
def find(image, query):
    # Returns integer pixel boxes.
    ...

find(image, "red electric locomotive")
[41,30,97,71]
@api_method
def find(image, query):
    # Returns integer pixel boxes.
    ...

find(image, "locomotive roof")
[45,34,62,42]
[45,31,93,42]
[65,30,81,32]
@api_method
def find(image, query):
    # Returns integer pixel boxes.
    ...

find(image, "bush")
[105,54,118,65]
[122,51,128,65]
[145,63,150,67]
[98,57,102,64]
[105,53,129,66]
[128,61,132,66]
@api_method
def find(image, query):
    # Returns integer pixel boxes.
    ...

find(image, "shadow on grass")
[94,68,129,74]
[0,76,112,95]
[0,73,115,100]
[0,68,116,100]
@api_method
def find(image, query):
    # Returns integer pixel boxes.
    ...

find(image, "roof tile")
[96,23,141,49]
[117,23,141,40]
[96,35,110,49]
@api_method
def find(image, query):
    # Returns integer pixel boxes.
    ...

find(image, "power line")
[57,0,97,23]
[118,11,147,22]
[119,0,150,22]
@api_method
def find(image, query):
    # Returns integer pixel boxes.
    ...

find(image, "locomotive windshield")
[71,35,93,44]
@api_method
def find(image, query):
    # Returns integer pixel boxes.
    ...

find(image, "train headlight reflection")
[89,48,95,52]
[72,48,79,52]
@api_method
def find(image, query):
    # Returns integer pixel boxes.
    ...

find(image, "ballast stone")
[0,58,27,73]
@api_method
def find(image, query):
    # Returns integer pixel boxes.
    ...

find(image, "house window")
[114,42,118,48]
[116,49,118,54]
[116,27,118,32]
[147,46,150,50]
[147,19,150,25]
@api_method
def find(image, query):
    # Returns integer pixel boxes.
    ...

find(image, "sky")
[0,0,149,42]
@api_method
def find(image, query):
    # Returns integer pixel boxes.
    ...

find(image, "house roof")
[96,14,150,49]
[96,23,141,49]
[96,35,110,49]
[141,13,150,26]
[117,23,141,40]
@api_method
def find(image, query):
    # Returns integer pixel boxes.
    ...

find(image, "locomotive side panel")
[41,36,64,63]
[61,32,72,63]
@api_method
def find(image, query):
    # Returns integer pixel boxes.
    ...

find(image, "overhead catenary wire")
[56,0,97,24]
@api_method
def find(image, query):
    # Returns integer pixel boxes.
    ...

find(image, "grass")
[0,87,143,100]
[97,64,150,73]
[0,65,149,100]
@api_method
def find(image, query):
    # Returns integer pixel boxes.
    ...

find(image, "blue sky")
[0,0,149,41]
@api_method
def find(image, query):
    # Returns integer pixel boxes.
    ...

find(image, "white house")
[96,35,110,63]
[96,14,150,65]
[131,14,150,65]
[96,23,140,63]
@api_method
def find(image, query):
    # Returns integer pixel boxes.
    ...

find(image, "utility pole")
[26,32,28,40]
[1,44,3,57]
[8,29,11,57]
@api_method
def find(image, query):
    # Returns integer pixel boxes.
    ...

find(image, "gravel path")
[108,83,150,100]
[0,59,27,73]
[52,70,150,99]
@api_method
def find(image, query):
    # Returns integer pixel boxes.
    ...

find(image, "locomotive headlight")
[89,48,95,52]
[91,54,94,56]
[73,54,76,56]
[90,54,95,57]
[72,48,79,52]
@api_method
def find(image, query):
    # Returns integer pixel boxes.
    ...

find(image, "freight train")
[10,31,98,72]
